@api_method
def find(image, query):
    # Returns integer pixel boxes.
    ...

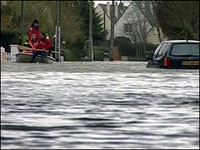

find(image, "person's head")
[41,32,47,39]
[31,19,39,29]
[31,34,36,40]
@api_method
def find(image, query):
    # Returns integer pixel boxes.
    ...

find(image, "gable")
[114,2,161,44]
[96,3,128,23]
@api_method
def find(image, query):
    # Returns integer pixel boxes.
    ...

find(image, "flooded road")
[1,61,199,149]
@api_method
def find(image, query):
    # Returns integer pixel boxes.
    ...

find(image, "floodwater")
[1,61,199,149]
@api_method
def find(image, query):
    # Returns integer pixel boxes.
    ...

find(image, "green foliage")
[114,37,158,58]
[145,43,158,53]
[94,50,104,61]
[145,43,158,56]
[62,1,106,60]
[114,37,135,56]
[62,49,75,61]
[1,1,21,30]
[70,38,88,60]
[1,30,21,52]
[74,1,106,41]
[155,1,199,40]
[1,1,106,61]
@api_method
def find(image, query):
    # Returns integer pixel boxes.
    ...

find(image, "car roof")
[162,40,199,44]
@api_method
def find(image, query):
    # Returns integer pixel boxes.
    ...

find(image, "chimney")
[107,2,110,18]
[119,0,123,6]
[115,2,118,19]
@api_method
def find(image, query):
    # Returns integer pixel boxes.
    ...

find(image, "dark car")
[146,40,199,69]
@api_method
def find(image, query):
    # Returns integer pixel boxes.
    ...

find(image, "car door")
[151,42,167,67]
[153,43,169,67]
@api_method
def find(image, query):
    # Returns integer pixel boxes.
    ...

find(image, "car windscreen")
[170,43,199,56]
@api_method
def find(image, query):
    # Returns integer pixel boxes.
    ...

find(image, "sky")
[94,1,130,7]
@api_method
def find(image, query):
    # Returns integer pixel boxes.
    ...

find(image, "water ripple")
[1,61,199,149]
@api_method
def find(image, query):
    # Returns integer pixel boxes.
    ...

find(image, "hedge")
[1,30,21,53]
[114,36,158,58]
[94,50,104,61]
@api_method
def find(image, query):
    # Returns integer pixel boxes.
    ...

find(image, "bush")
[1,30,21,52]
[94,50,104,61]
[146,43,158,52]
[145,43,159,55]
[114,36,159,59]
[62,49,76,61]
[64,38,88,61]
[114,37,136,57]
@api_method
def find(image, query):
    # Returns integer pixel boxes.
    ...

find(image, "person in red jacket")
[37,32,53,51]
[30,33,53,63]
[28,19,41,42]
[28,34,38,50]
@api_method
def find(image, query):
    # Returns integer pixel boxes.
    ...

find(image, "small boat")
[16,46,56,63]
[15,52,55,63]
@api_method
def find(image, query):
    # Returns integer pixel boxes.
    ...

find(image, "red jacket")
[37,38,53,50]
[29,39,38,50]
[28,27,41,41]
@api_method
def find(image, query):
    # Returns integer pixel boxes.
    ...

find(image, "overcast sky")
[94,1,130,7]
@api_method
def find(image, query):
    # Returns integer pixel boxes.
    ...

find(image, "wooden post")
[89,0,93,61]
[110,0,115,61]
[55,26,57,59]
[21,0,24,45]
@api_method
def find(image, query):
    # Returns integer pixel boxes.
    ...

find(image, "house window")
[124,24,133,33]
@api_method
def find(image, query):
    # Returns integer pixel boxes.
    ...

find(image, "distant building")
[114,1,164,45]
[96,1,164,45]
[95,1,128,40]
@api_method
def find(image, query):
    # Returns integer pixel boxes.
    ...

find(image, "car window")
[156,43,168,58]
[153,43,163,57]
[170,43,199,56]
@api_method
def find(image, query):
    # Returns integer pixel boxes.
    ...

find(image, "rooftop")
[163,40,199,43]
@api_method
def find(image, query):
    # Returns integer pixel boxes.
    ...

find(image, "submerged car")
[146,40,199,69]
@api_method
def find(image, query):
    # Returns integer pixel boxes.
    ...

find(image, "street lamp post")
[55,1,61,62]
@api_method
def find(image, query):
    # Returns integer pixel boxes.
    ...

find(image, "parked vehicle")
[146,40,199,69]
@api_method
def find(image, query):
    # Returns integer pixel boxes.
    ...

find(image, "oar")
[18,45,58,54]
[18,45,31,52]
[50,51,61,54]
[18,46,48,52]
[33,49,49,53]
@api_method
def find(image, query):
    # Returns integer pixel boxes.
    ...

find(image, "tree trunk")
[156,26,162,42]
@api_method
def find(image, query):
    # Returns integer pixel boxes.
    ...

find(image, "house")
[114,1,164,45]
[95,1,128,40]
[95,1,165,61]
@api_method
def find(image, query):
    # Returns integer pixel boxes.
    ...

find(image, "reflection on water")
[1,61,199,149]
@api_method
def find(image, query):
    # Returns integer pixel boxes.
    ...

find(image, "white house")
[114,1,164,45]
[95,1,128,40]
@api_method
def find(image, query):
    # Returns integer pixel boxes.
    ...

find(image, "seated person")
[29,32,53,63]
[37,32,53,55]
[29,34,38,50]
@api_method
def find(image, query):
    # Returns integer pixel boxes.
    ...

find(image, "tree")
[126,2,154,59]
[1,1,21,30]
[1,1,106,60]
[155,1,199,40]
[74,1,106,41]
[134,1,163,42]
[65,1,106,60]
